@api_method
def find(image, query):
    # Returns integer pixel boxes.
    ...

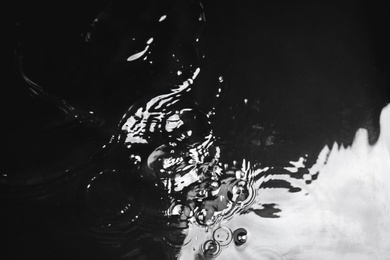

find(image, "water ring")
[213,226,233,246]
[202,240,221,257]
[233,228,248,246]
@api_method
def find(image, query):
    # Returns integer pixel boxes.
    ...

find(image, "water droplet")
[146,37,154,45]
[202,240,221,257]
[158,15,167,22]
[127,45,150,61]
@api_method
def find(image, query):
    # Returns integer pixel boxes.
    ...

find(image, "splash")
[79,58,390,259]
[179,104,390,259]
[78,66,231,255]
[14,0,388,258]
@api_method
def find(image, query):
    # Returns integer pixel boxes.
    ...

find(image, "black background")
[4,0,390,259]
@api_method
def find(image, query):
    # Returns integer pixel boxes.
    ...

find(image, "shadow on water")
[3,0,390,259]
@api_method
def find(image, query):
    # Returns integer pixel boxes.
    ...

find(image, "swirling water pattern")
[6,1,390,260]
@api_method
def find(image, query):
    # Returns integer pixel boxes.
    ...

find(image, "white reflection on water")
[181,104,390,260]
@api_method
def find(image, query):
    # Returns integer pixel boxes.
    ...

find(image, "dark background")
[4,0,390,259]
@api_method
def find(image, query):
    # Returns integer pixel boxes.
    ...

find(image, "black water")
[4,0,390,259]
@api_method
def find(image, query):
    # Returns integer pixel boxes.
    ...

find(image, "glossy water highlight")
[7,1,390,259]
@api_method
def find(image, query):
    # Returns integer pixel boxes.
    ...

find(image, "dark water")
[4,0,390,259]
